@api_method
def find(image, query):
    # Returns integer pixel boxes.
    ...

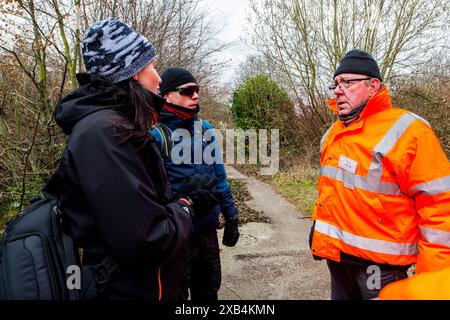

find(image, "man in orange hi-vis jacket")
[309,49,450,300]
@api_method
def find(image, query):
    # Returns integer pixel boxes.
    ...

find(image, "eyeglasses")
[173,85,199,97]
[328,77,372,91]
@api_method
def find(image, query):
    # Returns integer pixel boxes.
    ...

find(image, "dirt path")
[218,166,330,300]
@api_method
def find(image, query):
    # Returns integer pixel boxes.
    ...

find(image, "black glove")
[178,174,223,219]
[222,216,240,247]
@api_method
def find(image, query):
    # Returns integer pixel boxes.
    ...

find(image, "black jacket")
[45,75,193,300]
[151,108,238,237]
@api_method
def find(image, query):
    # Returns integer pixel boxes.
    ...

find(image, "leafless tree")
[246,0,450,136]
[0,0,230,211]
[79,0,231,89]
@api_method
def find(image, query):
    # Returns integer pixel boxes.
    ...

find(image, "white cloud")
[201,0,257,83]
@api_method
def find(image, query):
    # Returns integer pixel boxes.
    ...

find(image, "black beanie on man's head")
[334,49,382,81]
[159,67,197,96]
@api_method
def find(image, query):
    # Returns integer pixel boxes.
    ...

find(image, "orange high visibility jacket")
[311,86,450,273]
[378,267,450,300]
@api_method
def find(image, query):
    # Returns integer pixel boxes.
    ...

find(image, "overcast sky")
[200,0,257,84]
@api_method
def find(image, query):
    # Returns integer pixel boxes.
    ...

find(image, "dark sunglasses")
[173,85,199,97]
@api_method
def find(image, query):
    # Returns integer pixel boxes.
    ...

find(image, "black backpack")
[0,192,117,300]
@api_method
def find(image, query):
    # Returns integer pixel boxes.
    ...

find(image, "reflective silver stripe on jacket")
[320,166,401,195]
[321,112,428,194]
[406,112,430,127]
[368,113,420,181]
[409,176,450,196]
[420,226,450,247]
[315,220,419,255]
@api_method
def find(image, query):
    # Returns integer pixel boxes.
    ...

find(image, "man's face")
[332,73,379,116]
[165,82,199,110]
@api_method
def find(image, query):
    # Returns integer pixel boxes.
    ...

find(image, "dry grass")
[222,178,271,227]
[232,164,319,217]
[270,166,319,217]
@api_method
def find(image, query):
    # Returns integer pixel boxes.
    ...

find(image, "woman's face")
[132,59,161,94]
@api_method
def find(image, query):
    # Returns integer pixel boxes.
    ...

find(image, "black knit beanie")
[334,49,382,81]
[159,67,197,96]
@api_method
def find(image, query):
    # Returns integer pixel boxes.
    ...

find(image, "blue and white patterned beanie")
[82,17,157,83]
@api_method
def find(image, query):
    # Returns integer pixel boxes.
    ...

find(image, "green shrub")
[231,75,303,165]
[231,75,293,130]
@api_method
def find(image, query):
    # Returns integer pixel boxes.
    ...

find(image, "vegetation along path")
[218,166,330,300]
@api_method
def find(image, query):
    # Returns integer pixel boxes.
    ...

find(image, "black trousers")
[179,228,222,301]
[327,259,410,300]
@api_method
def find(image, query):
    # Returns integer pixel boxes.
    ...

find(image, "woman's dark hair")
[107,78,159,146]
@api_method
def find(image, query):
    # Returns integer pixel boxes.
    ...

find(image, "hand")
[178,174,223,219]
[222,216,240,247]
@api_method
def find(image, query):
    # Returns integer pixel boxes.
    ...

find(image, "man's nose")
[334,84,344,95]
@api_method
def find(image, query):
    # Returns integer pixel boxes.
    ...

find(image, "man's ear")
[164,93,171,103]
[369,78,381,94]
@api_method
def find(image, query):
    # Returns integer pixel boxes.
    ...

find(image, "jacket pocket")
[370,197,403,233]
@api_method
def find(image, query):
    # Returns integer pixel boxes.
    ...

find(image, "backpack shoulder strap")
[153,123,173,159]
[197,117,206,131]
[200,118,217,132]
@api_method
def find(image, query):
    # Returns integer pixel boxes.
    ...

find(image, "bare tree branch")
[245,0,450,136]
[0,44,40,90]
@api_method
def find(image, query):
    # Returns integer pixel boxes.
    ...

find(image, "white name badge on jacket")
[338,155,358,174]
[338,155,358,189]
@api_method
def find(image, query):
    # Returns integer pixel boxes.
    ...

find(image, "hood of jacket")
[54,73,165,135]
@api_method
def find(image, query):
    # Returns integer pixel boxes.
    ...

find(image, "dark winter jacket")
[45,74,193,300]
[150,107,238,237]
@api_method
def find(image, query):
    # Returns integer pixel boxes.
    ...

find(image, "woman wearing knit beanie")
[150,67,240,301]
[43,18,222,300]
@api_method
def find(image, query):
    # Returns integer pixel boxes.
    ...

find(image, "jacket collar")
[158,106,199,130]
